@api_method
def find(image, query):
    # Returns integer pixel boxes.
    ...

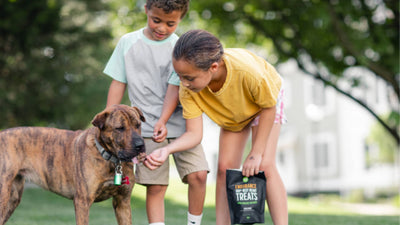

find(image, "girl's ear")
[209,62,219,73]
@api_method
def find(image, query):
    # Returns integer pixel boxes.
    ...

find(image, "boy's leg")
[186,170,207,225]
[172,143,209,225]
[146,185,168,223]
[253,123,288,225]
[136,138,170,224]
[186,170,207,214]
[216,127,251,225]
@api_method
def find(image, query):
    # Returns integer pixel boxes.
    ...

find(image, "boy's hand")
[153,121,167,142]
[143,147,169,170]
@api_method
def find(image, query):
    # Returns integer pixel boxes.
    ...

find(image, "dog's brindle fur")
[0,105,146,225]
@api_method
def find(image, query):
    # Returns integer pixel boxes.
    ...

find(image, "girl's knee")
[259,163,278,178]
[217,165,229,178]
[218,159,238,174]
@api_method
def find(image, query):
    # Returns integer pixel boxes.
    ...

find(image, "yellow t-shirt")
[179,48,282,132]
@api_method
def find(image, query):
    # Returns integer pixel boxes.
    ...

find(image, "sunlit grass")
[6,180,399,225]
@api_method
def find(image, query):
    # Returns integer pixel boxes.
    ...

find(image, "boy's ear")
[144,4,148,14]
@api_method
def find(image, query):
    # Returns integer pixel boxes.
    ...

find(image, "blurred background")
[1,0,398,217]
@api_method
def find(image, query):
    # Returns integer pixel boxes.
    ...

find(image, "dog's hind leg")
[0,175,25,225]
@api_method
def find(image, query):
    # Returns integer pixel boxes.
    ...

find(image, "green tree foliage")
[0,0,113,129]
[107,0,147,38]
[189,0,399,143]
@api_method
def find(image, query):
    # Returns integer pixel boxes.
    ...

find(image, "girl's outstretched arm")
[144,115,203,170]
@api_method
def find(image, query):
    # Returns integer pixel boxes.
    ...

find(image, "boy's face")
[144,5,183,41]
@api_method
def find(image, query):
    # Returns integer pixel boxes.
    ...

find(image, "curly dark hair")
[146,0,190,18]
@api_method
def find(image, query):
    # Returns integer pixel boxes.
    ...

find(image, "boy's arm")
[153,84,179,142]
[106,80,127,107]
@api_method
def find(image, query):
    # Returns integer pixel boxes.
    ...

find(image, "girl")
[144,29,288,225]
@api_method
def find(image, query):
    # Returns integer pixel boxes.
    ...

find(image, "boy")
[103,2,209,225]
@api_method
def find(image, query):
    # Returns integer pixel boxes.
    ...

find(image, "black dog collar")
[95,138,120,164]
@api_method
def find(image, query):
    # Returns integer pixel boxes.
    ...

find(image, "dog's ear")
[132,106,146,122]
[92,111,109,130]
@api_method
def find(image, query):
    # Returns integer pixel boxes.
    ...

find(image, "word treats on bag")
[226,169,266,224]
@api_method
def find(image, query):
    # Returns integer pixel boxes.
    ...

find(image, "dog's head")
[91,105,146,162]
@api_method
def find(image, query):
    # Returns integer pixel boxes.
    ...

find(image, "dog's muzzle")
[133,137,145,153]
[117,135,146,162]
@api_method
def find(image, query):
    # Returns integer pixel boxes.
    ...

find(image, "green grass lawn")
[6,180,399,225]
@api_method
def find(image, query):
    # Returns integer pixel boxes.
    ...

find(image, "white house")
[275,60,398,197]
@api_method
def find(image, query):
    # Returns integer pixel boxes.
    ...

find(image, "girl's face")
[173,59,214,93]
[144,6,182,41]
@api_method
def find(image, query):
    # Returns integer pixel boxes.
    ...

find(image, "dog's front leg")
[112,194,133,225]
[73,195,93,225]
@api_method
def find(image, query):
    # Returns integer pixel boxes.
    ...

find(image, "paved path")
[337,202,400,216]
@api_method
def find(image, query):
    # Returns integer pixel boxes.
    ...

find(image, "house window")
[306,133,337,178]
[279,151,285,165]
[313,142,329,169]
[312,82,326,107]
[304,78,336,119]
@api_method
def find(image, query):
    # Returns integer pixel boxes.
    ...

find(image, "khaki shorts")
[135,138,209,185]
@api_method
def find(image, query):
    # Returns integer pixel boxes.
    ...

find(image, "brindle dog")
[0,104,146,225]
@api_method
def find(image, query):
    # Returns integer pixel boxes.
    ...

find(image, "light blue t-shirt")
[104,28,185,137]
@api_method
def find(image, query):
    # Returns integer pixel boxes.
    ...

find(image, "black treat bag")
[226,169,266,224]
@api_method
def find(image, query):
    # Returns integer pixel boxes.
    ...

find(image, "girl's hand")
[242,152,262,177]
[153,121,167,143]
[143,147,169,170]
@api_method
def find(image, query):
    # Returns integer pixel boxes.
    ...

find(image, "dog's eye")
[115,126,125,132]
